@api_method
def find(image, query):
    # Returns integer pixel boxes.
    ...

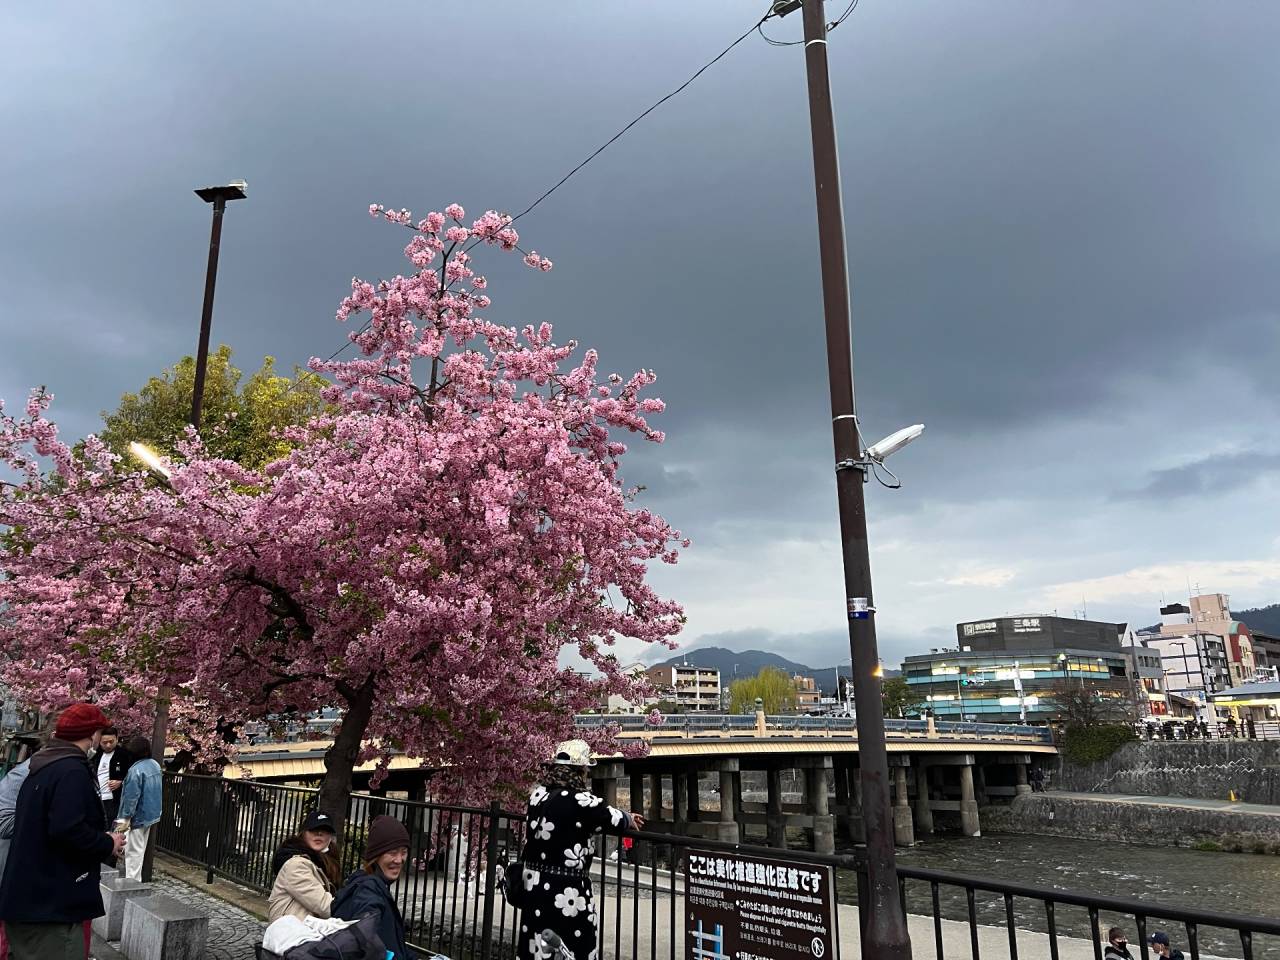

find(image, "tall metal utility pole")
[789,1,912,955]
[143,180,246,882]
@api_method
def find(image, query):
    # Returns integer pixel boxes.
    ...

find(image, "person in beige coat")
[267,810,342,922]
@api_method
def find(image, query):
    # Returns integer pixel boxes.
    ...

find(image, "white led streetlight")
[128,441,172,480]
[864,424,925,463]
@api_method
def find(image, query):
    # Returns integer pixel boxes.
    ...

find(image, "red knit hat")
[54,703,111,741]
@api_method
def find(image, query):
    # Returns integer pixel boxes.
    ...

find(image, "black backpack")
[256,913,388,960]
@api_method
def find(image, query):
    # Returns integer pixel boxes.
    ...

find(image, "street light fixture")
[144,180,246,882]
[189,180,248,430]
[863,424,925,463]
[128,441,172,481]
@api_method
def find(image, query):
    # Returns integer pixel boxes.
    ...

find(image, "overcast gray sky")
[3,2,1277,670]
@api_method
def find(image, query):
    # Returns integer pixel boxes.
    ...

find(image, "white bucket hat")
[551,739,595,767]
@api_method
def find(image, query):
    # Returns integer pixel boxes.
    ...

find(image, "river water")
[833,833,1280,959]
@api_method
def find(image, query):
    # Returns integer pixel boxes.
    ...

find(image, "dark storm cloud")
[1116,451,1280,502]
[3,2,1278,669]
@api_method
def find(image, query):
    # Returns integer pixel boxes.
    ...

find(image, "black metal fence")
[157,773,1280,960]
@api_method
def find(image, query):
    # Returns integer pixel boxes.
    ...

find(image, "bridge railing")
[156,772,1276,960]
[573,713,1055,743]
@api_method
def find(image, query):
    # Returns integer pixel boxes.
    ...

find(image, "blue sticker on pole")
[848,597,870,620]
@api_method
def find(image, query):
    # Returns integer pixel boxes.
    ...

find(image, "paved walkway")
[1048,789,1280,817]
[91,871,265,960]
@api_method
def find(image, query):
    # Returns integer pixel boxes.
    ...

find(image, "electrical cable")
[870,458,901,490]
[758,0,860,45]
[827,0,860,31]
[302,8,779,376]
[757,21,804,47]
[505,11,773,227]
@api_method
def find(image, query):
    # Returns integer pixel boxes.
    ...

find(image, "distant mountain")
[649,647,812,679]
[1238,604,1280,636]
[648,646,898,696]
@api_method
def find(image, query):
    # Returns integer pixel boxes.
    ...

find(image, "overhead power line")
[306,3,837,373]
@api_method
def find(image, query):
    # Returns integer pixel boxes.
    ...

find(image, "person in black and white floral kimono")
[515,739,645,960]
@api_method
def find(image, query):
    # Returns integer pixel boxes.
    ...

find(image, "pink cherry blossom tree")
[0,204,686,821]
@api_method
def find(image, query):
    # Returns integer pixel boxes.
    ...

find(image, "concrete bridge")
[226,713,1055,854]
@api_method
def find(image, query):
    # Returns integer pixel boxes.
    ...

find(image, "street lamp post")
[144,181,246,882]
[189,181,247,428]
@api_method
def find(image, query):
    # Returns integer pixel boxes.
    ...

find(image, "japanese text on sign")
[685,849,836,960]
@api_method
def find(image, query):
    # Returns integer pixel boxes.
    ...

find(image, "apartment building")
[645,663,722,712]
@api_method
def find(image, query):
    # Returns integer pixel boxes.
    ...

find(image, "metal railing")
[156,774,529,960]
[894,863,1280,960]
[157,773,1278,960]
[1139,720,1280,742]
[573,713,1055,742]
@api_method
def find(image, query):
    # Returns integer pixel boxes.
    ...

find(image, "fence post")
[206,781,223,884]
[479,800,502,960]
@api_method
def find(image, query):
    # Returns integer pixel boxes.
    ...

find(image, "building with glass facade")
[904,615,1131,722]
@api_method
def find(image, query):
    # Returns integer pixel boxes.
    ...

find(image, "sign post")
[685,849,837,960]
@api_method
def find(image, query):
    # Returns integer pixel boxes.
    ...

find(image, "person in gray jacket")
[0,759,32,881]
[0,757,33,960]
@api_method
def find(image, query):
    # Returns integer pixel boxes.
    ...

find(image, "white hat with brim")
[551,739,595,767]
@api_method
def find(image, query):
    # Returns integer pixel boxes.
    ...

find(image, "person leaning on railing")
[513,739,646,960]
[267,810,342,923]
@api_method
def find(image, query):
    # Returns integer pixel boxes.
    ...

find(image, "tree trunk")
[316,677,377,845]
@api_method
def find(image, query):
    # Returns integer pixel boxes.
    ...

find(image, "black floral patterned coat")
[516,782,633,960]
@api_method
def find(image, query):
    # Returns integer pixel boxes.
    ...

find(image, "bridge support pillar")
[833,763,858,841]
[629,772,645,813]
[892,764,915,847]
[766,767,786,849]
[595,769,621,857]
[975,764,989,806]
[647,774,663,823]
[1015,762,1031,796]
[716,761,740,843]
[914,764,934,836]
[806,764,835,855]
[960,763,982,837]
[687,771,701,822]
[673,772,689,835]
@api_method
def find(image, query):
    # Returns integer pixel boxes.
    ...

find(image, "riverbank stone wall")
[982,793,1280,854]
[1057,740,1280,804]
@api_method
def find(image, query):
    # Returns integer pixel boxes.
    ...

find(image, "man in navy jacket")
[0,703,125,959]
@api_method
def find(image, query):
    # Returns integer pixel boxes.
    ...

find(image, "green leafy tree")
[880,675,922,718]
[729,667,797,715]
[1047,680,1132,730]
[97,345,331,470]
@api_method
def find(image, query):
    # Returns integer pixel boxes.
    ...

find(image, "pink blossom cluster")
[0,204,687,806]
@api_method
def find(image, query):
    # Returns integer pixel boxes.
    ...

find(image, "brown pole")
[799,2,911,956]
[142,193,230,882]
[190,196,228,430]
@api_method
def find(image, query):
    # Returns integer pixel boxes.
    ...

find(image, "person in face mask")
[1104,927,1134,960]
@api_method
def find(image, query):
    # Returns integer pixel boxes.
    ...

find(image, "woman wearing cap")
[267,810,342,922]
[515,739,646,960]
[332,814,416,959]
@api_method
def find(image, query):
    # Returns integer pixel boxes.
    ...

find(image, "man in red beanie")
[0,703,125,959]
